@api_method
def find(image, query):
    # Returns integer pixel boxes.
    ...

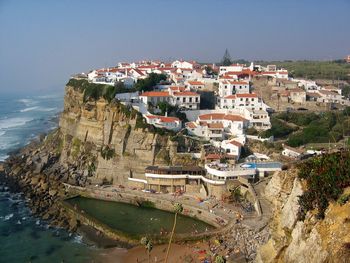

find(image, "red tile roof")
[187,81,204,86]
[140,91,170,97]
[170,86,186,91]
[229,140,243,147]
[173,91,199,96]
[186,122,197,129]
[198,113,247,122]
[145,115,180,123]
[235,93,258,98]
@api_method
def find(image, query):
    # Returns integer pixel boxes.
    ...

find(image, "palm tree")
[164,203,183,263]
[140,236,153,263]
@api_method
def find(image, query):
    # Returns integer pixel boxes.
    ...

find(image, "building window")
[189,97,192,102]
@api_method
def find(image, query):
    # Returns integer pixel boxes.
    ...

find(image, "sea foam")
[0,117,33,130]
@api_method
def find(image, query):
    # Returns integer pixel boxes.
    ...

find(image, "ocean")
[0,93,95,262]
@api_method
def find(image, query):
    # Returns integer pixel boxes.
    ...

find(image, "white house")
[221,139,243,159]
[186,113,249,140]
[219,93,265,111]
[289,88,306,103]
[282,145,303,158]
[144,115,182,131]
[219,64,245,75]
[186,80,205,90]
[171,60,194,69]
[218,80,250,97]
[139,91,170,106]
[171,91,200,110]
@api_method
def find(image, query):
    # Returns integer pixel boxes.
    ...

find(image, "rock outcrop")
[256,168,350,263]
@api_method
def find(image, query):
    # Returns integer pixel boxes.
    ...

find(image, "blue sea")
[0,93,96,262]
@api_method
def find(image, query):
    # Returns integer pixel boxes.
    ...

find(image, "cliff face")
[57,85,197,185]
[256,168,350,263]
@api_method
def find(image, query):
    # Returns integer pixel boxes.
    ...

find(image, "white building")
[221,139,243,159]
[218,93,265,111]
[171,91,200,110]
[282,145,303,158]
[171,60,194,69]
[144,115,182,131]
[218,80,250,97]
[186,113,249,140]
[186,80,205,90]
[139,91,170,106]
[219,64,245,75]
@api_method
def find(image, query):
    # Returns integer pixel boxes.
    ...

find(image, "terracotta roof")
[187,81,204,85]
[145,115,180,123]
[235,93,258,98]
[229,140,243,147]
[169,86,186,91]
[186,122,197,129]
[140,91,170,97]
[208,123,224,129]
[289,88,305,93]
[173,91,199,96]
[198,113,247,122]
[306,92,321,97]
[319,90,338,96]
[229,81,249,85]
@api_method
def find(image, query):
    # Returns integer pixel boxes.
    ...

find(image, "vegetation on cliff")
[67,78,123,102]
[297,150,350,220]
[134,73,167,92]
[260,108,350,147]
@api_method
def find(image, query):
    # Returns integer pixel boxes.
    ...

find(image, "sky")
[0,0,349,94]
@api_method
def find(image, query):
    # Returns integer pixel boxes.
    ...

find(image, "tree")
[140,236,153,263]
[221,49,232,66]
[164,203,183,263]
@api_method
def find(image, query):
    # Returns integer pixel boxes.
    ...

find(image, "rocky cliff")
[57,84,199,186]
[256,167,350,263]
[1,81,200,233]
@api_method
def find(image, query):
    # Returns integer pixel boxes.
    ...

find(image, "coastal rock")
[281,178,303,230]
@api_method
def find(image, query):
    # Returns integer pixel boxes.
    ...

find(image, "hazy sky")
[0,0,349,94]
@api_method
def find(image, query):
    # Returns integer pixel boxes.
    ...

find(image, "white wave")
[19,106,39,113]
[37,107,58,112]
[17,98,38,107]
[72,234,83,244]
[0,117,33,130]
[0,154,9,161]
[0,131,5,137]
[4,213,14,221]
[36,94,62,99]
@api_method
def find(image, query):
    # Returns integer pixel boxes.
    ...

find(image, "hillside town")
[69,58,350,198]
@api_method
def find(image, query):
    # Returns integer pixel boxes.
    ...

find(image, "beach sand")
[96,242,210,263]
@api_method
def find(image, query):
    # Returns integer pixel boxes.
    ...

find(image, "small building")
[144,115,182,131]
[282,145,303,158]
[289,88,306,103]
[186,80,205,90]
[218,80,250,97]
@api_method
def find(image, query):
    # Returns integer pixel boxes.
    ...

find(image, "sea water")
[0,93,95,262]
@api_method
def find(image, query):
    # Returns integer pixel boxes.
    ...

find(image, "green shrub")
[66,78,133,103]
[260,117,296,138]
[297,151,350,220]
[100,145,115,160]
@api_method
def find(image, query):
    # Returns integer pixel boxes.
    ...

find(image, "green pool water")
[66,197,214,238]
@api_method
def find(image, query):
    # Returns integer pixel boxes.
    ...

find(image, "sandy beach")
[97,242,211,263]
